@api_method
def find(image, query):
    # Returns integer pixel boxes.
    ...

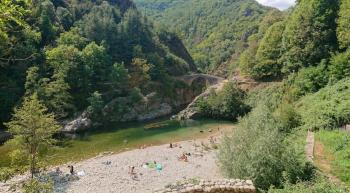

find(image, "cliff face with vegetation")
[0,0,197,130]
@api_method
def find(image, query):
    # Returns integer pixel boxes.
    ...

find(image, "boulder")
[137,103,172,121]
[0,130,12,144]
[61,112,92,133]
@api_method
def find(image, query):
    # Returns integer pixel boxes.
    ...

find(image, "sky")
[256,0,296,10]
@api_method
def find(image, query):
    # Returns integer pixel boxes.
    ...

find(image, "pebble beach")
[0,135,224,193]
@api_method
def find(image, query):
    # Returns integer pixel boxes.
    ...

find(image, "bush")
[273,103,301,133]
[0,167,15,182]
[245,83,285,109]
[218,104,313,191]
[23,178,53,193]
[269,177,349,193]
[197,82,250,120]
[289,64,329,98]
[298,78,350,130]
[329,50,350,81]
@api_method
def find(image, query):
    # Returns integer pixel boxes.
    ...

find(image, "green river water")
[0,119,234,167]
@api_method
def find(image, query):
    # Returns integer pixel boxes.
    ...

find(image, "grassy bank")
[316,130,350,186]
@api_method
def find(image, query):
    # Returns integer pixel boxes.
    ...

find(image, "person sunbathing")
[178,153,188,162]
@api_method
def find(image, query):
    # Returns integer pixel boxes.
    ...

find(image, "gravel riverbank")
[1,134,225,193]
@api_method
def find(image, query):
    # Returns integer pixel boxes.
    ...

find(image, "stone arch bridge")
[176,74,225,87]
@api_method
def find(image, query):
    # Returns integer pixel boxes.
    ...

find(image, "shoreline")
[0,129,230,193]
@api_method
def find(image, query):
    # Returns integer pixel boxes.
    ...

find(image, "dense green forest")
[0,0,197,128]
[135,0,350,192]
[1,0,350,192]
[134,0,280,75]
[217,0,350,192]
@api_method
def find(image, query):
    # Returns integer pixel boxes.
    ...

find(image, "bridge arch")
[176,74,224,87]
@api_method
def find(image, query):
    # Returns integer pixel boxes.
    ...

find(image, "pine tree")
[5,94,60,178]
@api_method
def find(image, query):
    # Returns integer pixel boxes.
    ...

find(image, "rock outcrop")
[0,130,12,144]
[154,179,256,193]
[61,112,92,133]
[176,80,227,120]
[103,92,174,122]
[62,74,225,132]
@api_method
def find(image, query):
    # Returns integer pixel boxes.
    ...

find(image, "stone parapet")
[154,179,256,193]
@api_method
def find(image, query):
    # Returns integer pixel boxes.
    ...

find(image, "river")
[0,119,234,167]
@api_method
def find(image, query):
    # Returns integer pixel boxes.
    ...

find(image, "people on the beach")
[169,143,173,148]
[68,165,74,175]
[55,167,63,176]
[209,136,215,143]
[140,144,148,149]
[129,166,136,175]
[178,153,188,162]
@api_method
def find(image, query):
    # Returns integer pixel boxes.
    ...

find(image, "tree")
[24,66,41,96]
[254,22,285,79]
[41,72,73,119]
[87,91,104,120]
[79,1,120,44]
[282,0,339,73]
[56,6,73,31]
[109,62,129,92]
[57,28,88,49]
[337,0,350,49]
[45,45,78,116]
[38,0,57,45]
[0,0,29,39]
[81,42,110,83]
[5,94,60,178]
[239,34,259,76]
[129,58,151,88]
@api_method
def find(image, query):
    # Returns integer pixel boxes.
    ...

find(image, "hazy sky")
[256,0,296,10]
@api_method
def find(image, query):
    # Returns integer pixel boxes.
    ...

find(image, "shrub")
[273,103,301,133]
[23,178,53,193]
[329,50,350,81]
[218,105,313,191]
[0,167,15,182]
[245,83,284,109]
[197,82,250,120]
[269,177,349,193]
[297,78,350,130]
[289,64,329,98]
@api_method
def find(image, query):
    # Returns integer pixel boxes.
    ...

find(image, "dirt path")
[305,131,314,162]
[314,139,343,185]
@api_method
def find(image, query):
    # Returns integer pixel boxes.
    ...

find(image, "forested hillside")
[1,0,350,192]
[0,0,196,128]
[216,0,350,192]
[134,0,279,75]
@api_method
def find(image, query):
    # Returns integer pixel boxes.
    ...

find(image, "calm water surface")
[0,119,234,167]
